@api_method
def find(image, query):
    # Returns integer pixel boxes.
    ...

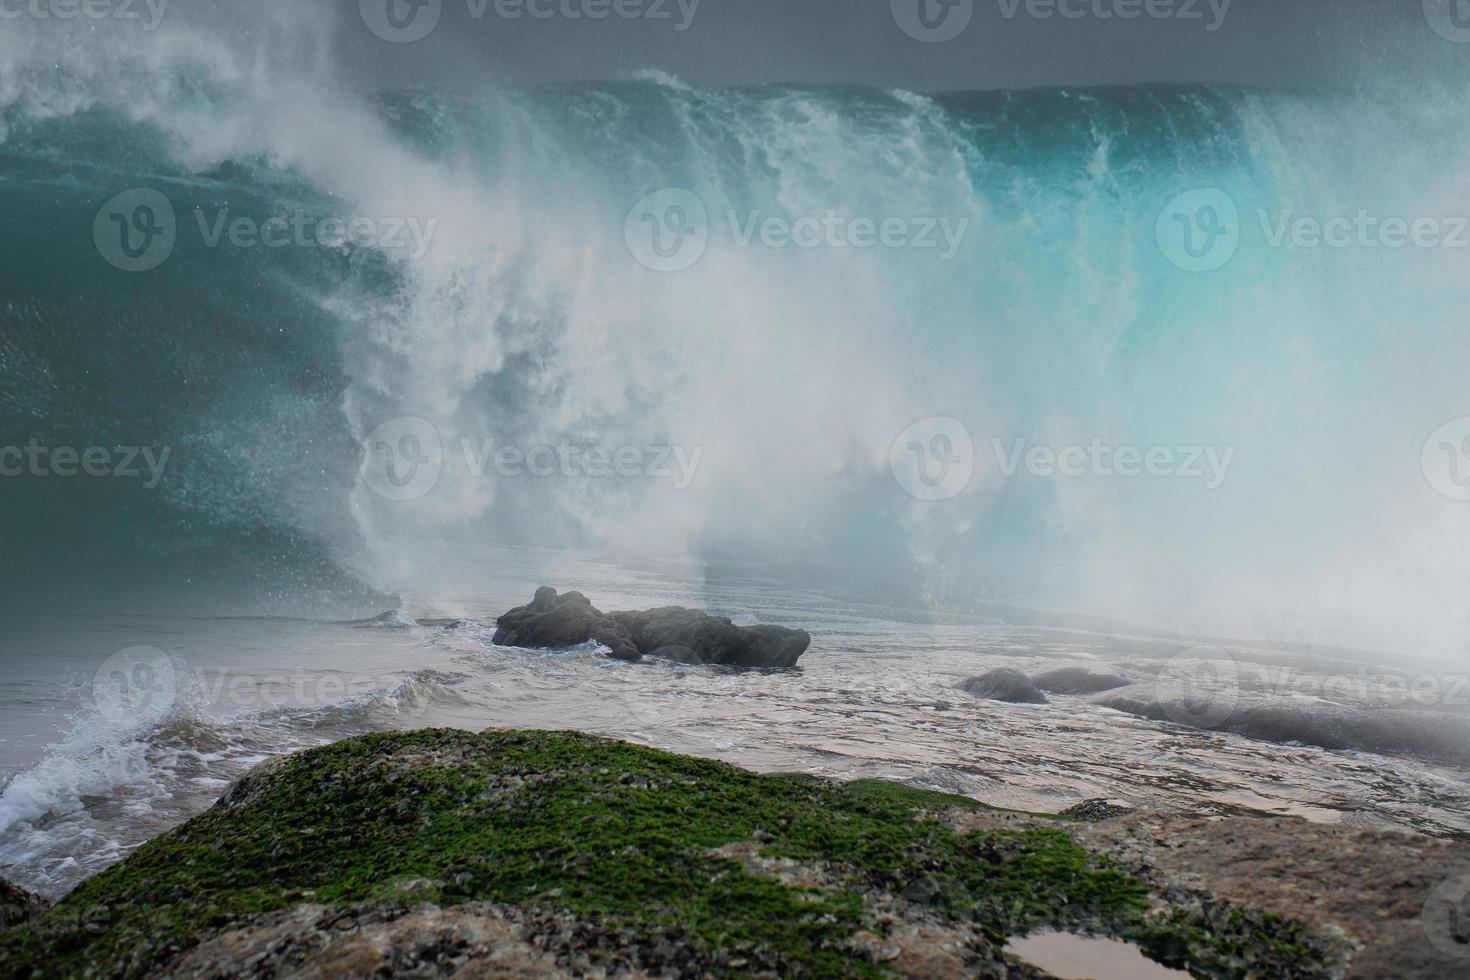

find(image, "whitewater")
[2,3,1469,903]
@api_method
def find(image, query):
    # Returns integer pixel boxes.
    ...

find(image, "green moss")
[834,777,997,812]
[0,729,1335,978]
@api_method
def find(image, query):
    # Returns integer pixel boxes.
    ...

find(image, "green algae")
[0,729,1334,978]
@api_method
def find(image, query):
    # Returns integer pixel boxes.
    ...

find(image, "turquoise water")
[3,8,1469,907]
[3,67,1468,650]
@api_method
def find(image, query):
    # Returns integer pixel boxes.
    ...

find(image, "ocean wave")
[0,2,1466,653]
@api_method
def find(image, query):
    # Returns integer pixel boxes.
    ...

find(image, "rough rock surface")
[1057,799,1135,823]
[0,729,1357,979]
[168,904,562,979]
[1032,667,1131,695]
[1074,813,1470,979]
[492,587,811,668]
[958,669,1049,704]
[0,879,47,929]
[492,588,643,662]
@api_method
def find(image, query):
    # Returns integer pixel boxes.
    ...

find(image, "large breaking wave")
[1,3,1467,655]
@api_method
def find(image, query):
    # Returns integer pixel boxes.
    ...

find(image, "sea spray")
[0,6,1466,656]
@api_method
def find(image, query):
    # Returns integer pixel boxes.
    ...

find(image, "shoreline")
[3,728,1466,978]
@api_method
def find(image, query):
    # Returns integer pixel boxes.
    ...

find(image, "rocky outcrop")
[958,669,1049,704]
[0,875,48,934]
[492,588,643,662]
[0,729,1351,979]
[1058,799,1135,823]
[1033,667,1131,695]
[609,607,811,669]
[0,878,47,929]
[492,587,811,668]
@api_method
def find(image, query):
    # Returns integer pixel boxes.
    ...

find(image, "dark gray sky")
[336,0,1467,92]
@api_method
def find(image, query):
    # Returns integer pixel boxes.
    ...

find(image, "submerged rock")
[1033,667,1131,695]
[959,668,1049,704]
[0,878,47,929]
[0,729,1350,979]
[492,587,811,668]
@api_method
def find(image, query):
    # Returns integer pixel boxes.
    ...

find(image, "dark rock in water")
[609,607,811,669]
[1034,667,1131,695]
[1100,696,1470,768]
[1059,799,1135,822]
[493,587,810,668]
[493,587,642,662]
[959,668,1049,704]
[0,877,48,928]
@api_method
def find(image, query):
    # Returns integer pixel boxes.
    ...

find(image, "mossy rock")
[0,729,1335,978]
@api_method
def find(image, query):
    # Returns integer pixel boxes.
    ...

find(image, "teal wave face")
[3,77,1467,651]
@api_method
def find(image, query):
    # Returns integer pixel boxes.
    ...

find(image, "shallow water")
[2,546,1469,901]
[1004,931,1192,979]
